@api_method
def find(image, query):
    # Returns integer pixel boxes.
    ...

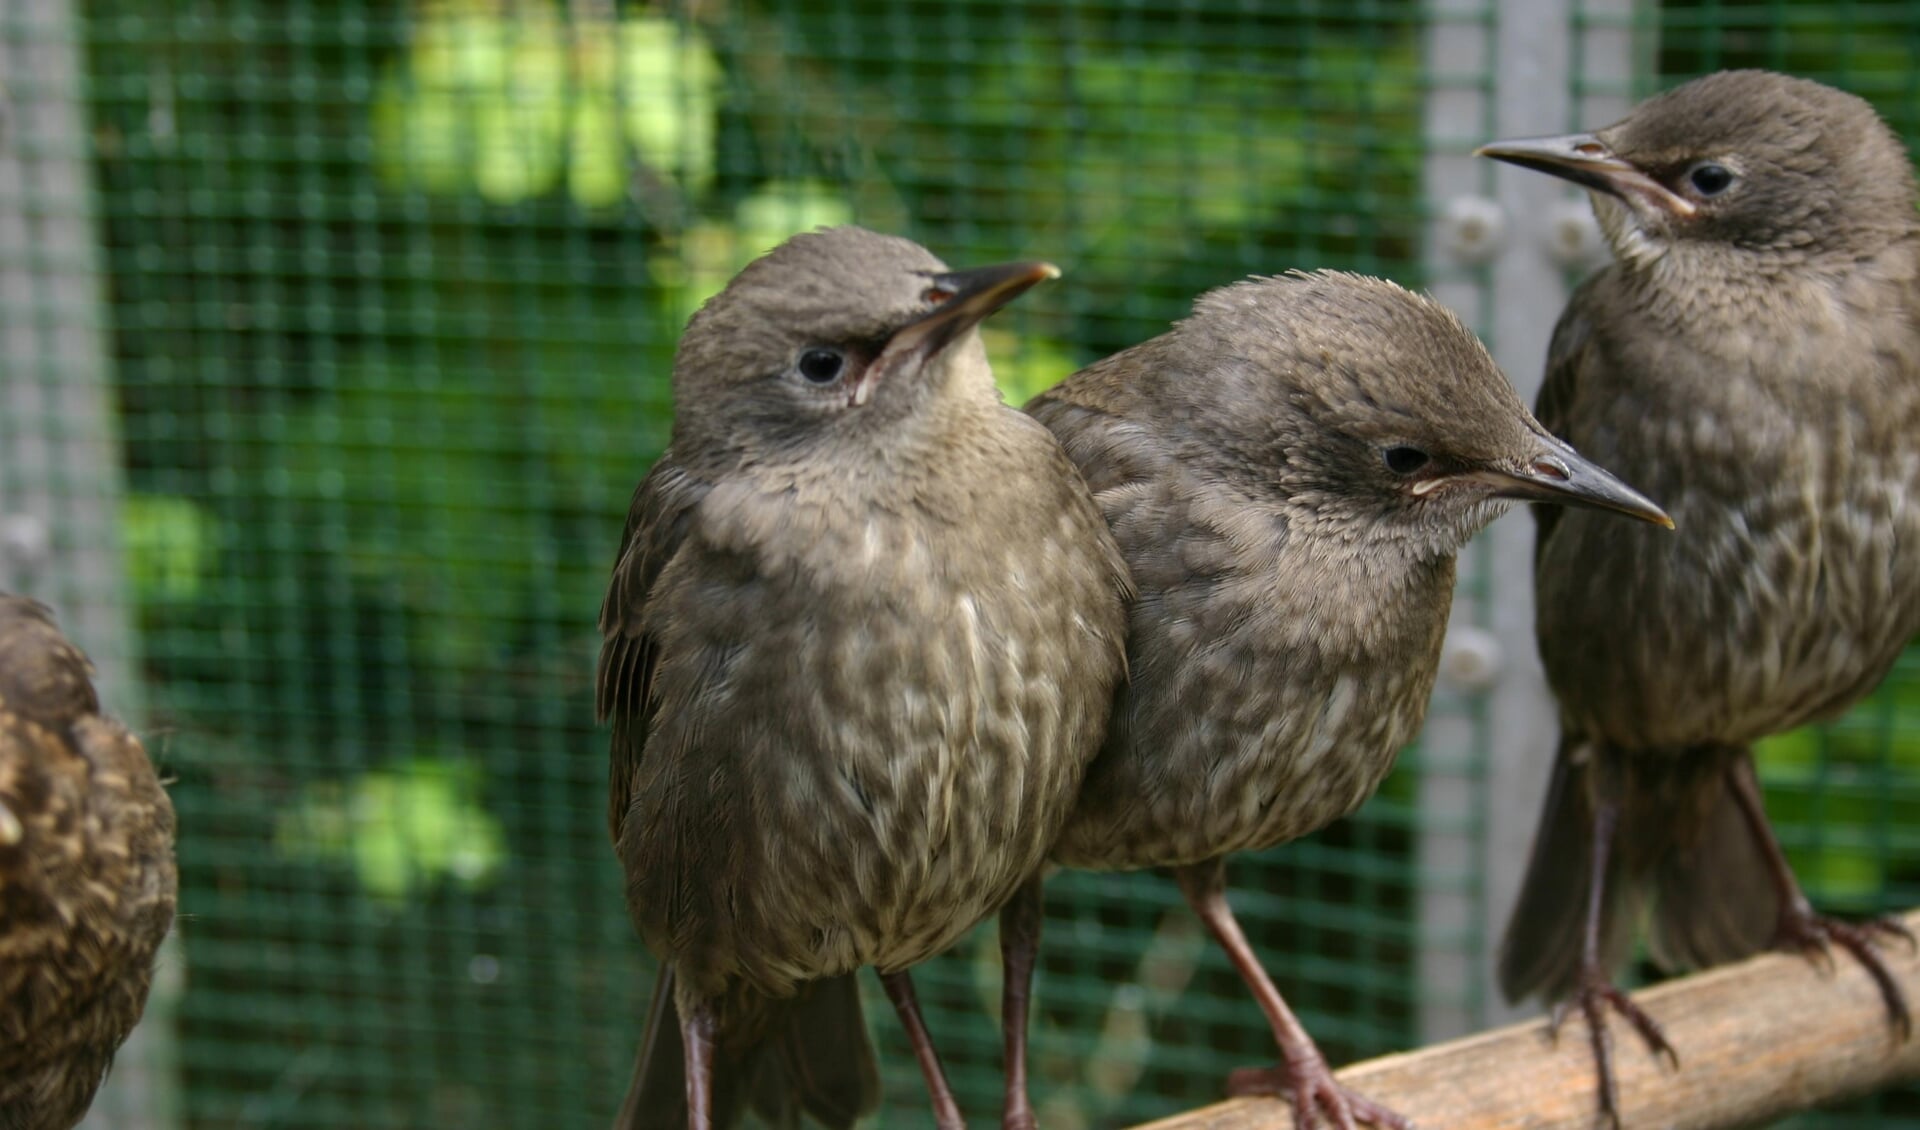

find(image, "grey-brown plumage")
[1482,69,1920,1124]
[0,595,177,1130]
[596,226,1130,1129]
[1022,271,1669,1130]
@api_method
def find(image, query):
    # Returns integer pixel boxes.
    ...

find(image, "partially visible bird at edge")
[1480,69,1920,1126]
[0,594,178,1130]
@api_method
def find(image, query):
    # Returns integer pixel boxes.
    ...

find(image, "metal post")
[1416,0,1501,1046]
[1471,0,1583,1037]
[1419,0,1644,1039]
[0,0,136,699]
[0,3,180,1127]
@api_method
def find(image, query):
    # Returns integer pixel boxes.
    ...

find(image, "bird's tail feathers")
[1499,738,1780,1005]
[616,964,694,1130]
[765,970,880,1127]
[1645,748,1779,972]
[1498,737,1640,1003]
[614,968,879,1130]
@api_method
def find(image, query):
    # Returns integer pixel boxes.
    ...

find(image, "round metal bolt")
[1439,195,1507,265]
[468,954,501,985]
[1546,199,1609,269]
[0,513,50,574]
[1438,625,1503,691]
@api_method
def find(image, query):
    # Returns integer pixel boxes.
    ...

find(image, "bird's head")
[1163,272,1670,556]
[0,594,100,733]
[669,226,1056,462]
[1477,70,1917,268]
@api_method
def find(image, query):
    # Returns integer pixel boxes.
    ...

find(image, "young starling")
[0,595,178,1130]
[1480,69,1920,1123]
[1019,271,1670,1129]
[596,227,1130,1129]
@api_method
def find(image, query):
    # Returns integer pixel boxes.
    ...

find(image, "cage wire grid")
[0,0,1916,1126]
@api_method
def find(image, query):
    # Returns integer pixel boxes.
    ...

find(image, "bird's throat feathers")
[691,409,1040,592]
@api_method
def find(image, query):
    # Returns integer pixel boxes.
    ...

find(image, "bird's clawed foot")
[1774,904,1916,1040]
[1224,1057,1412,1130]
[1546,971,1678,1129]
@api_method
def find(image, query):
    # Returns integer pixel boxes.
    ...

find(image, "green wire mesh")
[0,0,1911,1126]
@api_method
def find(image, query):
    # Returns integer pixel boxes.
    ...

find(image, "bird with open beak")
[597,226,1130,1130]
[1480,69,1920,1125]
[1014,270,1669,1130]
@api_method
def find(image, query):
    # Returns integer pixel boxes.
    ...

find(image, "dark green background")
[53,0,1920,1124]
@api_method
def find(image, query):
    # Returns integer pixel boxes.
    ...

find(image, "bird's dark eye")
[797,348,845,384]
[1382,446,1431,475]
[1687,162,1734,197]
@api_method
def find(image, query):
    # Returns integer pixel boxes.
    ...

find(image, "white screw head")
[1440,195,1507,265]
[0,513,50,574]
[1439,626,1503,691]
[1546,199,1609,269]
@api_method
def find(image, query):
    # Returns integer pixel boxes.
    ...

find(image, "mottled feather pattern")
[1024,272,1560,874]
[1501,72,1920,1014]
[0,596,177,1130]
[602,396,1128,1000]
[1535,233,1920,752]
[1033,396,1449,869]
[1012,270,1626,1130]
[1509,239,1920,1001]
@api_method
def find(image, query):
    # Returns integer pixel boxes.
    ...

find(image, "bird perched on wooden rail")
[1479,69,1920,1125]
[596,226,1131,1130]
[1017,270,1672,1130]
[0,594,178,1130]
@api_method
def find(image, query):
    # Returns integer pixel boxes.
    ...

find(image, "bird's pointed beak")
[856,261,1061,406]
[1454,437,1672,527]
[1476,132,1697,219]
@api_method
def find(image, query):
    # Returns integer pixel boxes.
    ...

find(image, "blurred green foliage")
[86,1,1430,1123]
[371,2,722,210]
[122,493,221,604]
[75,0,1920,1125]
[274,756,508,903]
[84,1,1434,1121]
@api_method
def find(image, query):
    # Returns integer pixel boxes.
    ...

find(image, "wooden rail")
[1136,909,1920,1129]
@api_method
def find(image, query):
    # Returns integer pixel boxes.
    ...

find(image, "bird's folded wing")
[596,454,706,844]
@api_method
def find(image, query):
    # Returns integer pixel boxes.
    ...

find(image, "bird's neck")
[1231,495,1464,660]
[1615,224,1920,340]
[696,392,1025,562]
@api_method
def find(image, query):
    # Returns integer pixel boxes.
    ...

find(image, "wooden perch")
[1134,909,1920,1130]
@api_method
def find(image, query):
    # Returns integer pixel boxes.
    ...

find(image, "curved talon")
[1776,910,1915,1041]
[1225,1064,1412,1130]
[1614,994,1681,1072]
[1831,924,1913,1041]
[1782,928,1840,974]
[1576,988,1621,1129]
[1859,915,1918,953]
[1546,996,1574,1043]
[1549,971,1680,1128]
